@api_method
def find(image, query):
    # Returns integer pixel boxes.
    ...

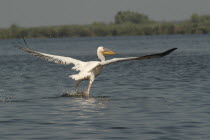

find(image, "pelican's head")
[98,46,117,55]
[97,46,117,61]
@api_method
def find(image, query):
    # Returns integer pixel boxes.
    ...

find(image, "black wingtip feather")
[161,48,177,57]
[22,37,30,48]
[12,36,31,51]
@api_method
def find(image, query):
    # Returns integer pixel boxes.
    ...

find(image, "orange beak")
[102,48,117,55]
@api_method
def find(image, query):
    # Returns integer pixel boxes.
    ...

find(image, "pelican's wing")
[13,44,86,71]
[101,48,177,66]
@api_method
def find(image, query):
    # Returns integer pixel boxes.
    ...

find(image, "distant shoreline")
[0,12,210,39]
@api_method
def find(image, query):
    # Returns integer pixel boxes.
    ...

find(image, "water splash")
[61,89,111,99]
[62,89,86,97]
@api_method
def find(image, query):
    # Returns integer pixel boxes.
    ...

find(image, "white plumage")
[14,41,177,96]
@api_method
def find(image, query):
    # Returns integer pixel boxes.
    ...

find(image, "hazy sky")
[0,0,210,28]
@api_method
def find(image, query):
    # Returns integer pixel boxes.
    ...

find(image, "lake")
[0,35,210,140]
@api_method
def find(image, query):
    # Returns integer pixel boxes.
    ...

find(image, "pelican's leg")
[84,80,93,96]
[75,80,82,88]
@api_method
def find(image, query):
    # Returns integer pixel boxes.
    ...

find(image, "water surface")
[0,35,210,140]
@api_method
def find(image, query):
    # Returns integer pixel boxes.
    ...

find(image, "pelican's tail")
[69,73,90,81]
[69,74,80,80]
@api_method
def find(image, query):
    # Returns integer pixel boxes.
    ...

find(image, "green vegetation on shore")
[0,11,210,39]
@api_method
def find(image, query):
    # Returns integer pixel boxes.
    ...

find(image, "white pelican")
[13,40,177,96]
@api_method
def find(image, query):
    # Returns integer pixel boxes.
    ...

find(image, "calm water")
[0,35,210,140]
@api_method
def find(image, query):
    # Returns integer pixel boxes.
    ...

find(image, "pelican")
[13,40,177,96]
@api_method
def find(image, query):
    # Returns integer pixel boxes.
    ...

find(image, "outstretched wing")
[101,48,177,66]
[13,41,86,71]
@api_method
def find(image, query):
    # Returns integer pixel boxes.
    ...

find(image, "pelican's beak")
[102,48,117,55]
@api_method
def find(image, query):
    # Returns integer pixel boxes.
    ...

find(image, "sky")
[0,0,210,28]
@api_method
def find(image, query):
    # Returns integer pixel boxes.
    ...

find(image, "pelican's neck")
[97,50,105,61]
